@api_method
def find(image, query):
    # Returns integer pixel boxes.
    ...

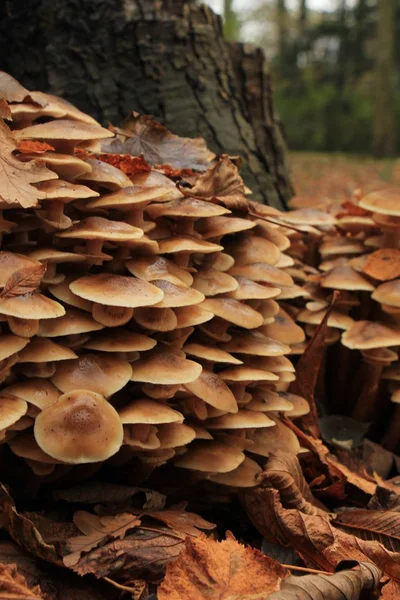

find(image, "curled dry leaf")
[0,264,46,298]
[363,248,400,281]
[0,562,42,600]
[259,451,328,516]
[103,113,215,171]
[158,534,289,600]
[130,503,216,537]
[0,97,11,121]
[0,120,57,208]
[267,561,382,600]
[334,509,400,552]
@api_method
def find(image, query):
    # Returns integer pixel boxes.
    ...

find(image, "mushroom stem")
[381,404,400,451]
[351,359,384,421]
[86,239,104,255]
[174,252,191,268]
[47,200,64,223]
[382,228,400,249]
[126,208,145,228]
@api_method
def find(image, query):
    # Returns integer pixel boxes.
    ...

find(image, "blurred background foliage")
[206,0,398,157]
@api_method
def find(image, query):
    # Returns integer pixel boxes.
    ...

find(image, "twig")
[280,564,333,575]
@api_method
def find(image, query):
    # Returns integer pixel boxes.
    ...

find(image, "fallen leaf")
[363,249,400,281]
[368,487,400,512]
[363,439,395,478]
[0,120,57,208]
[258,451,328,516]
[289,291,340,437]
[0,96,11,121]
[0,72,31,103]
[319,415,370,450]
[181,155,248,211]
[63,511,141,567]
[17,141,55,154]
[334,509,400,552]
[53,482,166,509]
[96,153,151,177]
[327,454,377,496]
[267,561,382,599]
[158,534,288,600]
[0,264,46,298]
[0,562,42,599]
[102,113,215,171]
[381,578,400,599]
[132,503,216,537]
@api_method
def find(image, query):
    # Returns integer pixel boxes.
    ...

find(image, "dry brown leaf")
[103,113,215,170]
[381,578,400,599]
[289,291,340,437]
[327,455,377,496]
[267,561,382,599]
[259,451,329,516]
[131,503,216,537]
[158,534,288,600]
[334,509,400,552]
[63,511,141,567]
[53,481,166,508]
[0,562,43,600]
[0,72,31,103]
[0,97,11,121]
[363,249,400,281]
[0,264,46,298]
[0,120,57,208]
[182,155,248,211]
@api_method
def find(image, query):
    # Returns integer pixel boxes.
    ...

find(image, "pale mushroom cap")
[3,378,60,410]
[51,353,132,396]
[9,431,61,463]
[0,293,65,320]
[200,298,263,329]
[321,266,374,292]
[192,268,238,296]
[130,352,202,385]
[34,390,123,463]
[184,370,238,413]
[0,394,28,429]
[280,392,311,417]
[222,332,291,356]
[319,237,365,256]
[206,252,235,272]
[173,441,245,473]
[372,280,400,308]
[17,338,77,363]
[119,399,184,424]
[246,355,295,373]
[219,366,279,382]
[14,119,114,141]
[199,216,255,239]
[228,277,280,301]
[227,235,280,266]
[134,307,178,331]
[153,280,205,308]
[77,158,132,188]
[359,188,400,216]
[209,456,262,487]
[38,308,104,337]
[260,307,306,345]
[35,179,99,200]
[174,305,214,328]
[281,208,336,226]
[86,185,172,210]
[70,274,164,308]
[157,423,196,448]
[49,277,93,312]
[296,308,355,330]
[147,198,230,219]
[183,343,242,364]
[126,256,193,287]
[247,390,294,412]
[28,248,86,264]
[85,330,156,352]
[206,409,275,430]
[247,415,301,455]
[28,91,99,125]
[342,320,400,349]
[229,263,294,287]
[0,334,29,360]
[57,217,143,241]
[158,235,223,255]
[19,152,93,179]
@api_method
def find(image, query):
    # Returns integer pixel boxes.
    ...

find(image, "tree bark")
[0,0,293,209]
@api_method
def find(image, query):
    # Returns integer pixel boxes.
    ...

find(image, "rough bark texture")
[0,0,293,208]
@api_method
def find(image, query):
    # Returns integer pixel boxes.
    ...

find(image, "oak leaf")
[132,503,216,537]
[363,249,400,281]
[267,561,382,600]
[0,264,46,298]
[103,113,215,171]
[158,534,288,600]
[334,509,400,552]
[0,120,57,208]
[0,562,43,600]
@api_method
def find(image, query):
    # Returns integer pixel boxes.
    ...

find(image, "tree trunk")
[372,0,396,157]
[0,0,293,209]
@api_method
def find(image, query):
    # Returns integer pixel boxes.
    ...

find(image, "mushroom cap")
[361,347,398,364]
[15,119,114,141]
[17,338,77,363]
[86,184,172,210]
[38,308,104,337]
[222,332,291,356]
[206,409,275,429]
[158,235,223,255]
[382,362,400,381]
[228,277,281,301]
[27,91,99,125]
[280,392,311,417]
[183,343,242,364]
[205,252,235,272]
[246,355,295,373]
[134,307,177,331]
[173,441,245,473]
[247,388,294,412]
[219,366,278,382]
[34,390,123,463]
[28,248,86,264]
[153,280,204,308]
[200,298,263,329]
[0,252,42,287]
[35,179,99,201]
[321,266,374,292]
[77,158,132,189]
[226,235,280,266]
[281,208,336,226]
[126,256,193,287]
[319,237,365,256]
[9,431,61,463]
[184,370,238,413]
[147,198,230,219]
[18,152,93,179]
[247,415,301,455]
[0,334,29,360]
[342,320,400,349]
[0,394,28,429]
[174,305,214,328]
[192,268,238,296]
[372,280,400,307]
[49,276,92,312]
[85,330,156,353]
[0,293,65,320]
[3,378,60,410]
[198,216,255,239]
[119,398,184,424]
[359,188,400,216]
[209,456,262,487]
[70,274,164,308]
[229,263,294,287]
[297,308,354,330]
[51,353,132,396]
[58,217,143,241]
[260,307,306,345]
[157,423,196,448]
[130,352,202,385]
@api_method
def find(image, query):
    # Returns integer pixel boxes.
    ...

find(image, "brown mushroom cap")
[226,235,280,266]
[246,355,295,373]
[222,332,291,356]
[281,208,336,226]
[51,353,132,396]
[14,119,114,142]
[17,338,77,363]
[247,415,301,455]
[38,308,104,337]
[279,392,310,417]
[9,431,61,464]
[157,423,196,448]
[208,456,262,487]
[219,366,279,383]
[206,409,275,429]
[57,217,143,241]
[86,184,173,211]
[126,256,193,287]
[77,158,132,189]
[153,280,204,308]
[200,298,263,329]
[297,308,354,330]
[359,188,400,216]
[35,179,99,202]
[247,388,294,412]
[158,235,223,255]
[321,266,374,292]
[372,280,400,307]
[191,268,238,296]
[34,390,123,463]
[18,152,93,179]
[0,394,28,430]
[183,343,242,365]
[3,378,60,410]
[319,237,365,256]
[228,277,281,301]
[174,305,214,328]
[70,274,164,308]
[119,398,184,424]
[204,252,235,272]
[28,248,86,265]
[229,263,293,287]
[260,307,306,345]
[147,198,230,219]
[342,320,400,349]
[28,90,99,125]
[0,293,65,320]
[184,370,238,413]
[198,216,255,239]
[0,334,29,360]
[173,441,245,473]
[130,352,202,385]
[85,330,156,353]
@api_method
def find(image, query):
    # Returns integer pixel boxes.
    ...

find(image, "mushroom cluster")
[0,72,310,488]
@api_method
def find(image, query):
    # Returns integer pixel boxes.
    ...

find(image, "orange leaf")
[17,140,55,154]
[0,264,46,298]
[158,534,288,600]
[363,249,400,281]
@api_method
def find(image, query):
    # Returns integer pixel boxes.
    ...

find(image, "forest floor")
[289,151,397,201]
